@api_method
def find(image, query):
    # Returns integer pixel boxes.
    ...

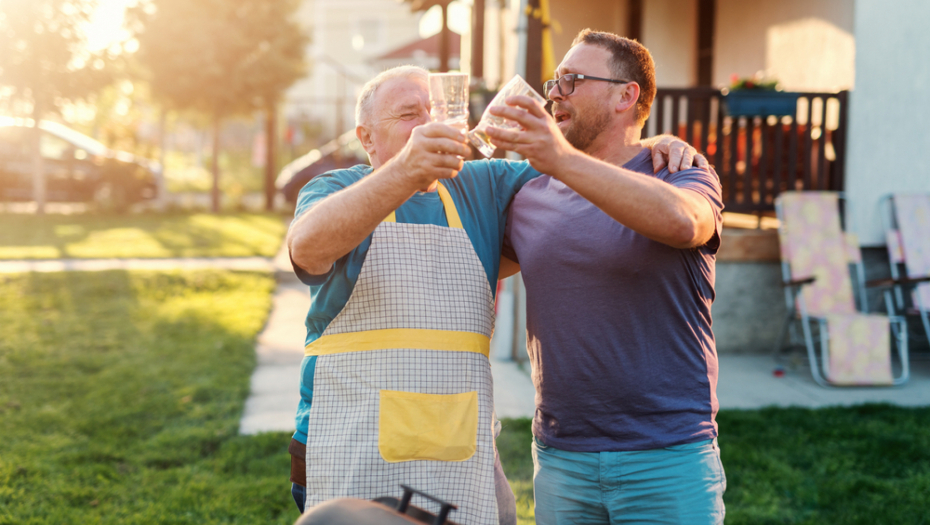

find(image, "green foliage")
[129,0,307,118]
[0,0,114,113]
[499,408,930,525]
[0,212,288,259]
[0,270,297,524]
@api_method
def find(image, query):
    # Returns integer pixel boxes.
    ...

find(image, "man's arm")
[287,124,470,275]
[499,256,521,279]
[642,134,709,174]
[486,97,716,249]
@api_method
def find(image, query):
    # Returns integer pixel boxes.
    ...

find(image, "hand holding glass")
[467,75,548,158]
[428,73,470,133]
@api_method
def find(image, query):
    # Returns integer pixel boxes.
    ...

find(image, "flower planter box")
[724,91,799,117]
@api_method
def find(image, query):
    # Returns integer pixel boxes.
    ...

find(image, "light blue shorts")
[532,436,726,525]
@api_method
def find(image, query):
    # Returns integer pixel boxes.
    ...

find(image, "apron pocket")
[378,390,478,463]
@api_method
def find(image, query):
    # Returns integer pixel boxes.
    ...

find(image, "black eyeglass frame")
[544,74,633,101]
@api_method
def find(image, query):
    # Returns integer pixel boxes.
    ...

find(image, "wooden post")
[471,0,485,79]
[439,2,451,72]
[525,0,543,94]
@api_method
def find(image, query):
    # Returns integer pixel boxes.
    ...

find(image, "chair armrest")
[865,275,930,289]
[782,277,816,289]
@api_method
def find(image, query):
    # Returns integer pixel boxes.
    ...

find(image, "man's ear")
[357,125,375,156]
[614,82,641,115]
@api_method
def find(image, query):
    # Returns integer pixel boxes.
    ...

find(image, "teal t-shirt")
[292,159,540,444]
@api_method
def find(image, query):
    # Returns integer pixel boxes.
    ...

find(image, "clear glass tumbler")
[467,75,548,158]
[428,72,470,133]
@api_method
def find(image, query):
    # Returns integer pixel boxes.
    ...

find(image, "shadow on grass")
[0,270,297,524]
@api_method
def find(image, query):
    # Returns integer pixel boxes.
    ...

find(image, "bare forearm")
[555,151,714,248]
[287,162,420,275]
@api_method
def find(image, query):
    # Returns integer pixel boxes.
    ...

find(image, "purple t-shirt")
[502,148,723,452]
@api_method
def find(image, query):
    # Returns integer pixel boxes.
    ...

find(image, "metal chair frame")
[880,195,930,343]
[774,192,910,387]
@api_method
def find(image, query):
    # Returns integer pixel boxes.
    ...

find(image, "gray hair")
[355,65,429,127]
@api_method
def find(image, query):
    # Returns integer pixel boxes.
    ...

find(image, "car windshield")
[40,121,109,156]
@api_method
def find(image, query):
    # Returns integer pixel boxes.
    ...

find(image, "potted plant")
[723,73,798,117]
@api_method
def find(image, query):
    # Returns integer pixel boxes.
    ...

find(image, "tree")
[0,0,113,214]
[129,0,307,212]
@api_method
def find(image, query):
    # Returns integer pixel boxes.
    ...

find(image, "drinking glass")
[428,72,470,133]
[467,75,548,157]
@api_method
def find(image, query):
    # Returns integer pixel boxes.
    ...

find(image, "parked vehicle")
[276,130,368,203]
[0,117,160,207]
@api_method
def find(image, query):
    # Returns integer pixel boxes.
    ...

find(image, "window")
[40,133,71,160]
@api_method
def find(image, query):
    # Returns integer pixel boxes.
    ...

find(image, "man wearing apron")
[286,66,540,525]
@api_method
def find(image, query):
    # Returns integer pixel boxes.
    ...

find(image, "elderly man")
[286,63,700,524]
[489,30,726,524]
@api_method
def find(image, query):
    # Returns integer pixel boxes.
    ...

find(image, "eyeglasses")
[544,74,632,101]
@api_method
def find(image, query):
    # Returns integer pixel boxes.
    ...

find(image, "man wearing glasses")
[489,30,725,524]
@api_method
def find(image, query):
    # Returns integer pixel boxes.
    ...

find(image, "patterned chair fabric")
[778,192,893,385]
[893,194,930,309]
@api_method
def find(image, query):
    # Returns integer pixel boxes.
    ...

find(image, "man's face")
[549,43,616,152]
[364,76,431,168]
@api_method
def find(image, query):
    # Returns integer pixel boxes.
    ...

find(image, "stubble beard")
[561,106,611,152]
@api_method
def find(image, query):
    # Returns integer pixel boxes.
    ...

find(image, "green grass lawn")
[497,407,930,525]
[3,270,929,524]
[0,213,288,259]
[0,270,296,524]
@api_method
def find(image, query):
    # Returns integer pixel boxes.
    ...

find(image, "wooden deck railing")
[645,88,849,213]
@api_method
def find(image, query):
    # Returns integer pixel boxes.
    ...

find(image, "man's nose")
[547,83,564,102]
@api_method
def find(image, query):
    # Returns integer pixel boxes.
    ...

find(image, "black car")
[0,117,159,207]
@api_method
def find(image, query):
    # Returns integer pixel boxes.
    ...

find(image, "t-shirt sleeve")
[289,174,353,285]
[665,166,724,252]
[490,159,538,262]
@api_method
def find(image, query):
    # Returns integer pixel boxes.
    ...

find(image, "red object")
[773,367,785,377]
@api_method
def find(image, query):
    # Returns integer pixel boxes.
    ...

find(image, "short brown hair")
[571,29,656,126]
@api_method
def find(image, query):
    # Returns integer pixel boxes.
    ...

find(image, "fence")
[645,88,849,213]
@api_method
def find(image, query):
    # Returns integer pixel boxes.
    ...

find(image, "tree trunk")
[211,114,221,213]
[31,99,46,215]
[156,108,168,211]
[264,102,276,212]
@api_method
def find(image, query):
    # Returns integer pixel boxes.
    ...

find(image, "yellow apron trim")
[305,328,490,357]
[381,182,463,229]
[378,390,478,463]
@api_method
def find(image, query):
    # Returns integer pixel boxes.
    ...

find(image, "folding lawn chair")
[774,191,909,386]
[880,194,930,342]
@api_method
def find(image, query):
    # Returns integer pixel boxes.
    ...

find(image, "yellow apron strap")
[381,182,463,229]
[435,182,464,229]
[305,328,490,358]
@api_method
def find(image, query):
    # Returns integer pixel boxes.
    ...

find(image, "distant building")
[284,0,424,144]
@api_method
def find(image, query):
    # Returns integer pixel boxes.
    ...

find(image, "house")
[441,0,930,355]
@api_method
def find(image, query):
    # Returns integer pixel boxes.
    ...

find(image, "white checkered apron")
[304,186,499,524]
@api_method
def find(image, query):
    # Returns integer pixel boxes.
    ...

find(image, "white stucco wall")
[845,0,930,246]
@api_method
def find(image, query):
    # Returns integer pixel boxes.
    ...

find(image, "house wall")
[641,0,697,88]
[548,0,629,72]
[714,0,854,91]
[845,0,930,246]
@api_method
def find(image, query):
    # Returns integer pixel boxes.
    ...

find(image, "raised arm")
[287,124,470,275]
[486,97,716,249]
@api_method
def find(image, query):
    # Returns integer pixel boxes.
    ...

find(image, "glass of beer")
[428,72,470,133]
[467,75,547,157]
